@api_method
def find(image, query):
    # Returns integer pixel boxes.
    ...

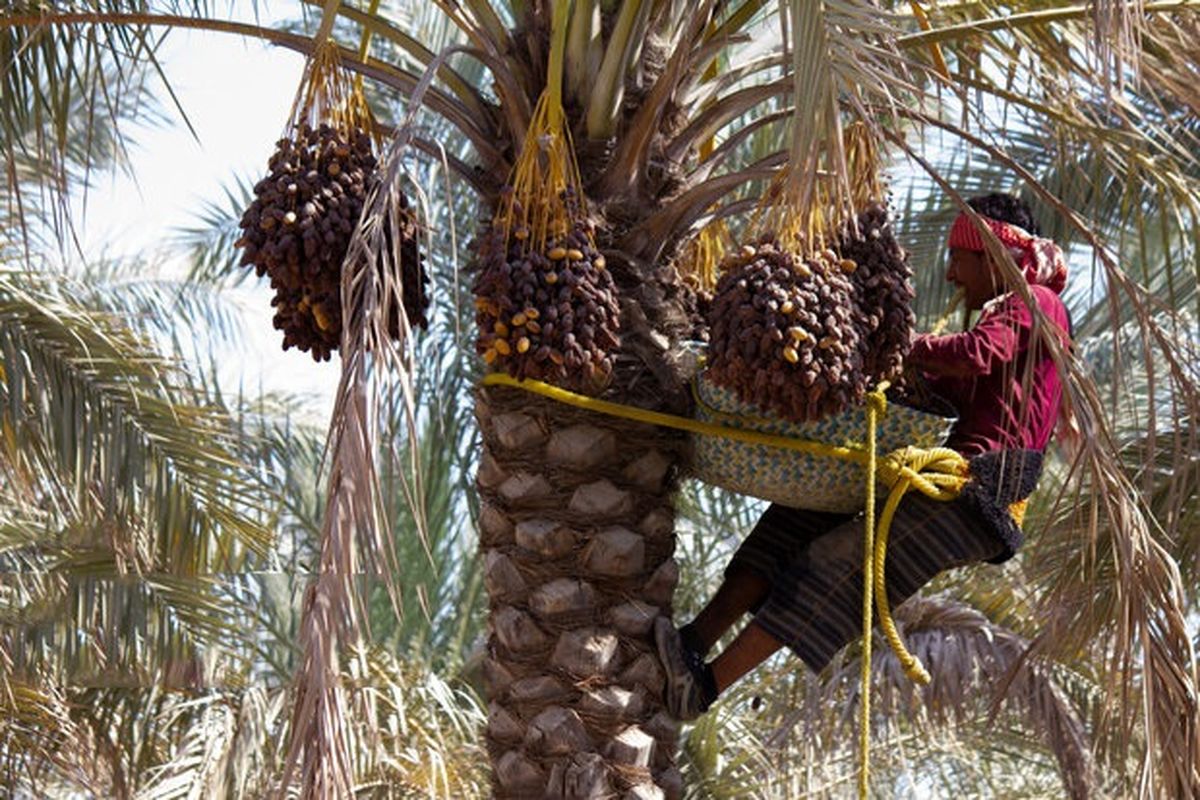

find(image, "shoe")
[654,617,714,721]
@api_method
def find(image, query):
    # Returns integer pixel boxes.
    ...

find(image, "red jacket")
[908,285,1070,456]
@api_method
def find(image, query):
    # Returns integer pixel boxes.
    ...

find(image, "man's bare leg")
[710,622,784,692]
[682,565,771,655]
[657,613,785,718]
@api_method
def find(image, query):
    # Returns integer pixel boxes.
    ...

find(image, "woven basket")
[691,372,957,513]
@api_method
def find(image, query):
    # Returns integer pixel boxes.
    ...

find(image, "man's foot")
[654,617,717,721]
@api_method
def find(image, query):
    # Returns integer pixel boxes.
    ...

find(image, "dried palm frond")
[126,654,482,799]
[278,71,437,796]
[744,596,1096,798]
[0,679,86,777]
[1027,441,1200,797]
[352,648,488,796]
[0,2,184,248]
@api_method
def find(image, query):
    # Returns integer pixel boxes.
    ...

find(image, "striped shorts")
[728,493,1005,672]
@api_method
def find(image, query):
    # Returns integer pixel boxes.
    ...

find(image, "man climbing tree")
[655,194,1072,719]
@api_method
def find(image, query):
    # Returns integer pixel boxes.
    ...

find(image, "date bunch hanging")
[472,53,619,394]
[236,42,428,361]
[706,241,865,421]
[835,202,914,382]
[704,116,913,423]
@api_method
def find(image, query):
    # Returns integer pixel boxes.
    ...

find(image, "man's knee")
[806,522,862,564]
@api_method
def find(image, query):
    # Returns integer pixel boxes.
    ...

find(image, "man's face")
[946,247,1001,310]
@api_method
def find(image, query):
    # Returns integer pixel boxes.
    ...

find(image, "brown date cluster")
[705,206,916,423]
[236,123,429,361]
[837,203,915,381]
[473,219,620,394]
[706,243,865,421]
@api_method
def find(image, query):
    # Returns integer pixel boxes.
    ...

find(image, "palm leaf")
[0,268,273,572]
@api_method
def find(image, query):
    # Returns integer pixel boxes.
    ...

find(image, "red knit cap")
[948,212,1068,294]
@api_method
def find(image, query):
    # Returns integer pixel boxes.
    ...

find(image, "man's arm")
[908,295,1031,378]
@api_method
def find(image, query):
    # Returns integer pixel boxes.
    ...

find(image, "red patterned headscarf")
[948,213,1068,294]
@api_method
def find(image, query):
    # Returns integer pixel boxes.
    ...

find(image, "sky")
[74,14,344,414]
[77,8,308,253]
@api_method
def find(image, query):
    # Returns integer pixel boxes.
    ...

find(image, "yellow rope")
[480,371,976,799]
[1009,497,1028,527]
[479,373,966,510]
[482,372,871,464]
[858,387,883,799]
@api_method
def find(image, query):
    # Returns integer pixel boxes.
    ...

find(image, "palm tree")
[4,1,1200,798]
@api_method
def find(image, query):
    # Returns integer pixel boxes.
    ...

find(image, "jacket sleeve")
[908,295,1030,377]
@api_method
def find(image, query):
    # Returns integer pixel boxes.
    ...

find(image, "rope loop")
[878,446,967,500]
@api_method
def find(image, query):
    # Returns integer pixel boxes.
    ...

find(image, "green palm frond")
[352,649,488,796]
[72,255,248,355]
[175,175,259,287]
[0,678,99,791]
[0,384,325,796]
[7,568,239,687]
[0,268,273,572]
[0,3,198,243]
[0,66,158,250]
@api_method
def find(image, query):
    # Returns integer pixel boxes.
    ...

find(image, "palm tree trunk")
[476,382,685,800]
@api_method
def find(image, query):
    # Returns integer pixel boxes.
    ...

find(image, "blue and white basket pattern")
[692,373,957,513]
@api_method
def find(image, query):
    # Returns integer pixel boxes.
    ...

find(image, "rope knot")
[866,386,888,418]
[898,649,932,685]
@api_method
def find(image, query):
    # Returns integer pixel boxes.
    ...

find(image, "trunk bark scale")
[477,382,686,799]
